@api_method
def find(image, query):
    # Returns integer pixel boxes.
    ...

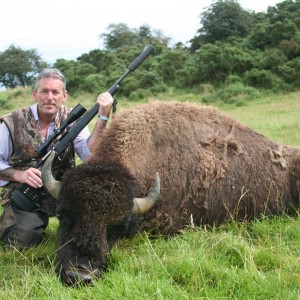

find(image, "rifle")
[11,45,155,211]
[11,103,87,211]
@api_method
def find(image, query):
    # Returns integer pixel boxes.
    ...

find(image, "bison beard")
[49,101,300,286]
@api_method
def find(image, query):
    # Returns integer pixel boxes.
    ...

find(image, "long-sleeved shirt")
[0,104,91,186]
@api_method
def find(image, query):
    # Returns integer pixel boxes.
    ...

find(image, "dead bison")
[42,101,300,285]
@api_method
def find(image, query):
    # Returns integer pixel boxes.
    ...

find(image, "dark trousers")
[0,204,49,248]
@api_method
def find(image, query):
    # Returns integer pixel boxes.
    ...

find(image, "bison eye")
[56,209,63,221]
[56,210,73,228]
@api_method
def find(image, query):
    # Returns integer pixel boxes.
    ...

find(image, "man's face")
[32,77,68,119]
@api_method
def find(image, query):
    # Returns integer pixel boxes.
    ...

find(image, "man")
[0,68,114,248]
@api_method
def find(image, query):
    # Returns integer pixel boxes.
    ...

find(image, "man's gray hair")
[34,68,67,91]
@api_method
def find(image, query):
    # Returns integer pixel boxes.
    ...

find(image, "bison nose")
[59,264,100,286]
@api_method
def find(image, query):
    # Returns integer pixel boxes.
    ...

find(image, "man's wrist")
[98,114,109,121]
[0,167,17,182]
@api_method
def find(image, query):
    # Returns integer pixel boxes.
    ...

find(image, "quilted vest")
[0,105,75,213]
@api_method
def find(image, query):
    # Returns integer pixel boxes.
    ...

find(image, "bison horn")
[41,151,62,199]
[132,172,160,214]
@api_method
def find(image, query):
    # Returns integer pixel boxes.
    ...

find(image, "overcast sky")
[0,0,282,64]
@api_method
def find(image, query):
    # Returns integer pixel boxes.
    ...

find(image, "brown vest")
[0,105,75,213]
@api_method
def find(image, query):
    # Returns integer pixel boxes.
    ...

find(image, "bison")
[42,101,300,286]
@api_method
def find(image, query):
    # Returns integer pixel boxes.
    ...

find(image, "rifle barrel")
[53,45,155,156]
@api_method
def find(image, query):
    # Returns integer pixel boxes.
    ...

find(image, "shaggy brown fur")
[89,101,300,230]
[56,101,300,285]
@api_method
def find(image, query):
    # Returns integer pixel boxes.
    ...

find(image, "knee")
[0,205,47,248]
[2,226,45,248]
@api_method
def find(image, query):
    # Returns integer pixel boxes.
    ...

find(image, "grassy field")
[0,88,300,299]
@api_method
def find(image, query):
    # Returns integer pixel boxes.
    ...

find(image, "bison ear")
[132,172,160,215]
[41,151,62,199]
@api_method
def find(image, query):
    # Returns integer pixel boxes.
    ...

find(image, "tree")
[246,22,273,50]
[156,48,190,85]
[190,0,254,51]
[100,23,137,50]
[136,25,170,48]
[100,23,170,51]
[269,20,297,46]
[266,0,300,27]
[194,43,231,84]
[247,2,299,50]
[0,45,48,89]
[53,59,97,93]
[278,57,300,86]
[77,49,117,73]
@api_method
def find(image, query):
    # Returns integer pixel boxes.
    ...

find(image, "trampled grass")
[0,89,300,299]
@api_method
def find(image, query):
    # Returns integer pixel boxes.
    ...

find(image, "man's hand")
[5,167,43,188]
[86,92,114,153]
[19,168,43,188]
[97,92,114,119]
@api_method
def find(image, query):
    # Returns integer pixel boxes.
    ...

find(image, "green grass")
[1,216,300,299]
[220,92,300,146]
[1,88,300,299]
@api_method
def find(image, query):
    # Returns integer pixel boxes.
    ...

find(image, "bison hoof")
[61,266,100,286]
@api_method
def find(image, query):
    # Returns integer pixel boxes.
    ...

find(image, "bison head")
[42,152,160,286]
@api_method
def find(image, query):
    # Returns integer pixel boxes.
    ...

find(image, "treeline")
[1,0,300,104]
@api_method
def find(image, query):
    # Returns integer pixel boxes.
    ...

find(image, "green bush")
[243,68,283,89]
[81,74,107,93]
[202,83,259,105]
[218,83,259,104]
[0,98,12,109]
[128,88,152,100]
[120,77,140,97]
[278,57,300,86]
[150,83,168,94]
[202,93,218,104]
[226,75,243,85]
[197,83,215,94]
